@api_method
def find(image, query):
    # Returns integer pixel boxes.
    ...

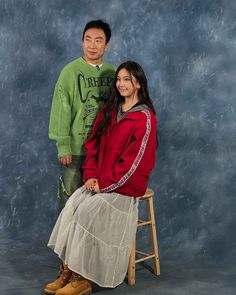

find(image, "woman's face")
[116,69,140,99]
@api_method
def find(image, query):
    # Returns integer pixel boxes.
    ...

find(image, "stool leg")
[128,240,136,285]
[147,197,160,275]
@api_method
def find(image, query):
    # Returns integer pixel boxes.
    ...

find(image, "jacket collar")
[116,103,150,122]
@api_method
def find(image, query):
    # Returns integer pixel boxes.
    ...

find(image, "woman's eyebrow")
[118,76,131,79]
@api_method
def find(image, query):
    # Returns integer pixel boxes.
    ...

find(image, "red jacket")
[82,108,157,197]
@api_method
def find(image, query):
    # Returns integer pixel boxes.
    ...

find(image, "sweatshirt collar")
[81,57,103,69]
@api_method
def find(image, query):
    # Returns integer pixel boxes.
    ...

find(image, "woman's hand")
[85,178,98,191]
[93,181,100,193]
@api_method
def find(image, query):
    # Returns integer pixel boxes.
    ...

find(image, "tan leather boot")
[44,263,72,294]
[55,272,92,295]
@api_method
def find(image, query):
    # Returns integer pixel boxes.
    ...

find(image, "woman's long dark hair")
[95,61,156,139]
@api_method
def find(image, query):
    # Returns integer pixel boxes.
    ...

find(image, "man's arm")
[49,68,73,163]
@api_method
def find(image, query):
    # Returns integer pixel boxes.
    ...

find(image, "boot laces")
[57,267,70,282]
[70,272,81,282]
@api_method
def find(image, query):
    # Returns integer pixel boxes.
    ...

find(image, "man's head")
[82,19,111,44]
[82,20,111,64]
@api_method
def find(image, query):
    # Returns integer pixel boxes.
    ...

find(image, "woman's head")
[95,61,156,138]
[115,61,146,100]
[116,67,140,101]
[111,61,155,113]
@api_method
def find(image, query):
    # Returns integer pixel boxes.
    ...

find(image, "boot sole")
[79,287,92,295]
[44,288,57,294]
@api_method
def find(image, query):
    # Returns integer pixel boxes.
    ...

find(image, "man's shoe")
[44,263,72,294]
[55,272,92,295]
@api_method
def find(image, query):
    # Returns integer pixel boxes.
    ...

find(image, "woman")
[45,61,158,295]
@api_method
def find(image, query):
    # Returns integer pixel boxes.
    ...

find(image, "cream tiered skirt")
[48,186,138,288]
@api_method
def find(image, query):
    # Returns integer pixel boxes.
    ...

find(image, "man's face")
[83,28,109,64]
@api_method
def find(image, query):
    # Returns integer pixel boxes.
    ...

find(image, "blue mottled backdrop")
[1,0,236,261]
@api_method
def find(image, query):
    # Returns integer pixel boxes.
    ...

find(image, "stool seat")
[139,188,154,199]
[127,188,160,286]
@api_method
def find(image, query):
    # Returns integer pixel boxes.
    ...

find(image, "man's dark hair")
[82,19,111,44]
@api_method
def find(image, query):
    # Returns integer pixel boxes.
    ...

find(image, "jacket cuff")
[98,177,111,192]
[56,141,72,157]
[83,170,98,182]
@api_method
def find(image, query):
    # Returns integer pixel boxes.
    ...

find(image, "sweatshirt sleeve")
[48,68,73,157]
[99,110,157,194]
[82,112,103,181]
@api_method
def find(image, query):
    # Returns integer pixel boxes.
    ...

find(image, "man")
[45,20,115,294]
[49,19,115,212]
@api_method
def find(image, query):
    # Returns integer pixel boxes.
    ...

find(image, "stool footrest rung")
[135,254,156,263]
[136,250,152,257]
[138,219,152,226]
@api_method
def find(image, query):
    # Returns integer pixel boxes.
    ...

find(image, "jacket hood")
[117,103,150,122]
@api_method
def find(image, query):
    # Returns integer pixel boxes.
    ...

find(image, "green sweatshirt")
[49,57,115,157]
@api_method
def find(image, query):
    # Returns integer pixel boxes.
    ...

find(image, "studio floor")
[0,237,235,295]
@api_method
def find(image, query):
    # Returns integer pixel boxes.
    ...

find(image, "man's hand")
[59,154,72,166]
[85,178,99,192]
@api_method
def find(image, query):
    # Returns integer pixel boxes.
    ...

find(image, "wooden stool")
[127,188,160,286]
